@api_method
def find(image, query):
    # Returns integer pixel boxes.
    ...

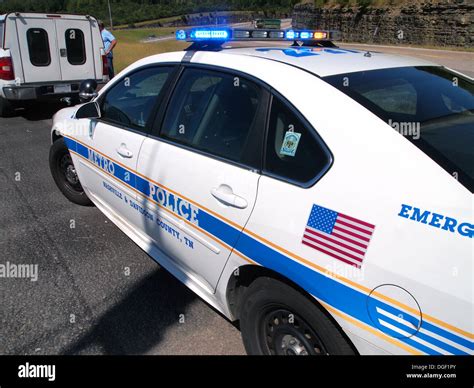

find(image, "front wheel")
[240,277,356,355]
[49,138,93,206]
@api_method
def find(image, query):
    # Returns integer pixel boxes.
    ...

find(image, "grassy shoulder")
[115,16,183,29]
[114,10,258,29]
[112,28,187,72]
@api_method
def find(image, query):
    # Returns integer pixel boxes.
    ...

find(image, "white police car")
[49,27,473,355]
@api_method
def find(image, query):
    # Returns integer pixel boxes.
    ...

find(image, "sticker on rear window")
[280,131,301,157]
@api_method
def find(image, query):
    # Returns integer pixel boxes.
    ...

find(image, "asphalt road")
[228,41,473,77]
[340,43,474,78]
[0,44,471,356]
[0,103,245,355]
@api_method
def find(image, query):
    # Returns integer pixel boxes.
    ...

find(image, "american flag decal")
[302,204,375,268]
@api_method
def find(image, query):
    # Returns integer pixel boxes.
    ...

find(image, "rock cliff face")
[292,1,473,47]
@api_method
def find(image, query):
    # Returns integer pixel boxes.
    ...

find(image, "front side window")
[324,66,474,192]
[101,66,173,131]
[161,68,264,167]
[264,96,332,186]
[26,28,51,66]
[65,29,86,65]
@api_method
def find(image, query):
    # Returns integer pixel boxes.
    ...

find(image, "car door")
[55,18,96,81]
[72,65,176,221]
[230,93,335,275]
[135,66,269,290]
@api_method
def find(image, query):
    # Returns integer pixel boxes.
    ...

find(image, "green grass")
[112,28,187,72]
[115,16,183,29]
[113,27,177,43]
[113,10,257,29]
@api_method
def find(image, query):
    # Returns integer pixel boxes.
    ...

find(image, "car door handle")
[211,186,248,209]
[116,144,133,158]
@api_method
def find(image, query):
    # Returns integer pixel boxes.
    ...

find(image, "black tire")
[0,96,15,117]
[240,277,355,355]
[49,138,93,206]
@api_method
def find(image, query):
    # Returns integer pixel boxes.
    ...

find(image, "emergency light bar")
[176,27,339,43]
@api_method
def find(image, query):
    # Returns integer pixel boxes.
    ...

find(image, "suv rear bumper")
[3,82,105,101]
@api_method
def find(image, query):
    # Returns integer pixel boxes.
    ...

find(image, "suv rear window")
[65,29,86,65]
[0,22,4,48]
[26,28,51,66]
[324,66,474,192]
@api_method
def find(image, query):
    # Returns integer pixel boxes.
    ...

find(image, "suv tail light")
[0,57,14,81]
[102,54,109,77]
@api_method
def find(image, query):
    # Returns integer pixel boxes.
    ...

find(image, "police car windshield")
[324,66,474,192]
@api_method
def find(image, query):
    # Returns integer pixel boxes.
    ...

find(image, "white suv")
[0,12,107,116]
[49,28,473,356]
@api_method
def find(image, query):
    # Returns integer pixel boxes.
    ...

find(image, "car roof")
[0,13,95,21]
[217,45,438,77]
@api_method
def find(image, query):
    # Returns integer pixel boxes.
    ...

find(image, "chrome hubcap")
[281,334,309,355]
[261,308,328,355]
[65,164,79,185]
[59,153,83,192]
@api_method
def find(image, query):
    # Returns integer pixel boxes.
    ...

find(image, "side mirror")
[75,101,101,119]
[79,79,98,103]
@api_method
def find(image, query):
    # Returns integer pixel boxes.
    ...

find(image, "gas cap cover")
[367,285,422,339]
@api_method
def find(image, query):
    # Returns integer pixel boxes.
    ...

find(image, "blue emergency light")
[176,27,338,43]
[190,28,230,40]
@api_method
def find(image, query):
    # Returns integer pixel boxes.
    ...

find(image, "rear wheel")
[49,138,93,206]
[240,277,355,355]
[0,96,15,117]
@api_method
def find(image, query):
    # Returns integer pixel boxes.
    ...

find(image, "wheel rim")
[58,153,83,192]
[260,308,328,355]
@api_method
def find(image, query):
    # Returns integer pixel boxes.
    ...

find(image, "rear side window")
[26,28,51,66]
[101,66,173,131]
[264,96,332,186]
[324,66,474,192]
[160,68,265,168]
[65,29,86,65]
